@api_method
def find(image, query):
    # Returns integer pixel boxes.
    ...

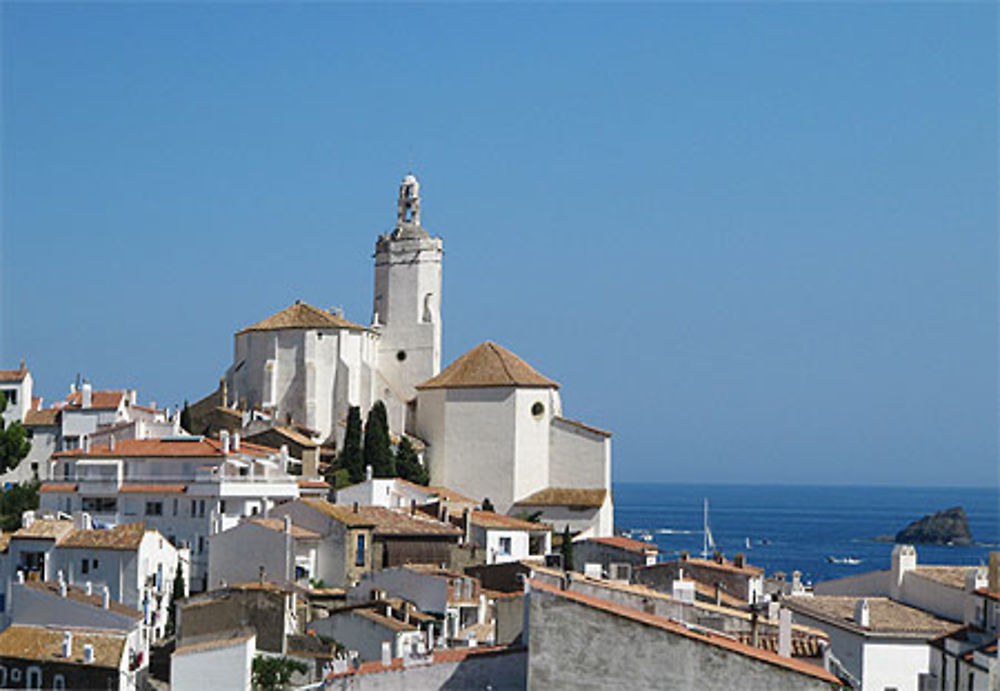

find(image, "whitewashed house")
[0,364,32,428]
[462,510,551,565]
[0,515,184,641]
[334,468,437,509]
[208,515,321,590]
[171,630,255,691]
[39,433,299,591]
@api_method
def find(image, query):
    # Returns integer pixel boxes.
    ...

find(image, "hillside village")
[0,177,994,690]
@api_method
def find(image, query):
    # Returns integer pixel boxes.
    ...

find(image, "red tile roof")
[59,523,148,551]
[297,479,330,490]
[513,487,607,508]
[589,536,657,554]
[64,390,126,410]
[469,511,551,531]
[326,645,519,680]
[529,579,839,684]
[0,368,29,383]
[249,518,321,540]
[39,483,78,493]
[237,301,370,335]
[678,556,764,576]
[119,484,187,494]
[416,341,559,390]
[53,437,277,459]
[24,409,60,426]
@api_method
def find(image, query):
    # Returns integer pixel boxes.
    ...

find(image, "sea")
[613,483,1000,586]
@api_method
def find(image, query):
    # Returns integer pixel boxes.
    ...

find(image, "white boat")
[702,498,716,559]
[827,556,862,565]
[745,537,751,550]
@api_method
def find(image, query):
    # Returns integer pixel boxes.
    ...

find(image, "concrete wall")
[526,587,832,691]
[512,389,553,505]
[311,610,422,662]
[178,589,290,654]
[350,568,448,614]
[209,522,290,590]
[548,418,608,491]
[325,648,527,691]
[172,634,254,691]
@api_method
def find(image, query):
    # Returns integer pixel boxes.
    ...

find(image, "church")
[223,175,613,537]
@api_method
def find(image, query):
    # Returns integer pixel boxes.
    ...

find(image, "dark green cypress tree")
[179,400,192,433]
[0,393,30,474]
[363,401,394,478]
[339,406,364,483]
[395,437,428,485]
[560,526,574,572]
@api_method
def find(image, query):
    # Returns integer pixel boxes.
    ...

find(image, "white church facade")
[224,175,613,537]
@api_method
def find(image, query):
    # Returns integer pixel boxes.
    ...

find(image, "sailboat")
[702,498,716,559]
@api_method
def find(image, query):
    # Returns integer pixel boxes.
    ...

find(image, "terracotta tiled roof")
[513,487,606,508]
[24,409,60,426]
[64,390,126,410]
[59,523,148,551]
[297,479,330,490]
[354,607,419,632]
[529,579,840,683]
[416,341,559,390]
[120,484,187,494]
[0,625,125,668]
[326,645,517,680]
[357,506,462,537]
[300,498,377,528]
[675,556,764,576]
[552,416,612,438]
[736,632,824,658]
[425,485,477,503]
[174,630,255,657]
[785,596,962,636]
[912,565,980,590]
[975,588,1000,602]
[589,536,657,554]
[25,581,143,620]
[0,368,28,382]
[13,519,75,541]
[470,511,551,531]
[237,301,369,335]
[53,436,276,459]
[249,518,322,540]
[39,483,78,493]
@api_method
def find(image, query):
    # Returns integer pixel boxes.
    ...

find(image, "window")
[25,666,40,690]
[531,402,545,418]
[145,501,163,516]
[172,499,178,516]
[190,500,196,517]
[82,497,117,513]
[355,534,366,566]
[1,389,17,406]
[199,500,206,517]
[220,500,227,514]
[52,674,66,690]
[82,559,89,574]
[197,536,204,554]
[93,559,99,569]
[396,350,407,362]
[63,436,79,450]
[499,537,512,555]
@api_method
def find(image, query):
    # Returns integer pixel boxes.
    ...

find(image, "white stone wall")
[208,522,290,590]
[548,417,610,491]
[311,610,422,662]
[862,639,931,691]
[349,567,448,614]
[373,233,443,402]
[171,634,254,691]
[511,389,553,504]
[476,526,530,565]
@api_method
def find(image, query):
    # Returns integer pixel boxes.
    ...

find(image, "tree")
[394,437,427,485]
[0,392,30,474]
[338,406,364,484]
[481,498,495,513]
[560,526,574,572]
[252,655,307,690]
[179,400,192,433]
[0,481,39,532]
[165,567,186,637]
[362,401,394,478]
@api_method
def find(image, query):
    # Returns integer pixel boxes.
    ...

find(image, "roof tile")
[416,342,558,390]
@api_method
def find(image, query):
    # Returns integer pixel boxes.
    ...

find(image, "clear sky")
[1,3,996,486]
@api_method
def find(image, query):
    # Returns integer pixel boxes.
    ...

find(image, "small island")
[894,506,973,546]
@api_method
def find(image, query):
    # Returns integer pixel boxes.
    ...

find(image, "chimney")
[102,585,110,609]
[81,382,93,409]
[19,359,25,371]
[791,570,803,594]
[463,508,472,544]
[734,553,745,569]
[279,445,289,465]
[441,507,449,524]
[220,377,228,408]
[365,465,373,482]
[82,435,91,454]
[989,552,999,593]
[233,433,241,451]
[714,583,722,606]
[59,580,67,598]
[17,571,24,584]
[83,644,94,664]
[22,511,35,529]
[853,598,870,628]
[778,608,792,657]
[713,551,723,564]
[85,581,93,596]
[401,602,410,624]
[284,515,292,535]
[380,641,392,667]
[62,632,72,658]
[220,430,230,454]
[108,437,115,452]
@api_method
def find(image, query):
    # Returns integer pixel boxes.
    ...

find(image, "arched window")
[25,665,41,690]
[52,674,66,690]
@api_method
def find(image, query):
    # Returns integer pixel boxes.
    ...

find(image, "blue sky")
[2,3,996,486]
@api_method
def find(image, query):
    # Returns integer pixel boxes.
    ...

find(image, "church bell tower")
[372,174,444,401]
